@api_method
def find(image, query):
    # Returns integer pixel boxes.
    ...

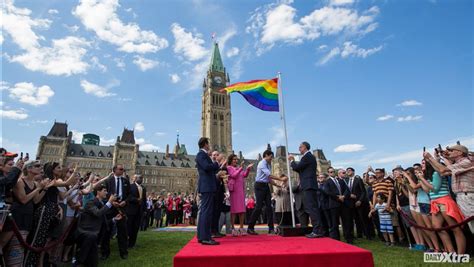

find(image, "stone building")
[36,42,331,196]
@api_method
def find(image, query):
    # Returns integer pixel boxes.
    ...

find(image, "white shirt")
[114,175,122,198]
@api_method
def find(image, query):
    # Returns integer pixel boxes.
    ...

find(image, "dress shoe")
[306,232,324,238]
[201,240,220,245]
[211,233,225,238]
[198,239,203,243]
[268,230,277,235]
[247,229,258,235]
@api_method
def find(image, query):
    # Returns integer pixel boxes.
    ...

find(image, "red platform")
[174,235,374,267]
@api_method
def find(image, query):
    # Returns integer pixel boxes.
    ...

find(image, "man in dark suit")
[289,142,323,238]
[101,164,130,260]
[323,167,345,240]
[126,174,142,248]
[210,151,225,238]
[346,167,370,239]
[291,176,309,227]
[195,137,221,245]
[75,185,118,267]
[317,173,330,237]
[338,169,354,244]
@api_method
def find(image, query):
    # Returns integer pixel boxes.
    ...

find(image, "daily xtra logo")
[424,252,470,263]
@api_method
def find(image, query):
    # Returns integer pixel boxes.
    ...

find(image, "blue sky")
[1,0,472,174]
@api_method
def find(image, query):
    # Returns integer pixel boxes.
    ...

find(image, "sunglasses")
[118,168,125,171]
[33,164,42,168]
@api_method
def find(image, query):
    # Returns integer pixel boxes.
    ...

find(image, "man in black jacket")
[346,167,370,239]
[101,164,130,260]
[323,167,345,240]
[289,142,324,238]
[338,169,354,244]
[75,185,118,267]
[126,174,142,248]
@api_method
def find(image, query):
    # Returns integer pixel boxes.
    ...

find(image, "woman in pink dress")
[227,154,254,236]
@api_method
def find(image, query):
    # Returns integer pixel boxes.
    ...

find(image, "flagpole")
[277,72,296,228]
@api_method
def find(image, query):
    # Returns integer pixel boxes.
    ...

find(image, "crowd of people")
[0,139,473,265]
[0,147,154,267]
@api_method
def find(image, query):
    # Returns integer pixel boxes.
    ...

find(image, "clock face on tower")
[213,76,223,84]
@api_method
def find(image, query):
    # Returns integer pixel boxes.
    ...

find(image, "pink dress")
[227,165,250,214]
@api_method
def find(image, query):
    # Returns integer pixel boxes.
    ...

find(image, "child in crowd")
[370,193,396,246]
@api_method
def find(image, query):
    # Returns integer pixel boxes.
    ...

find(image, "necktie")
[333,178,341,195]
[349,178,353,191]
[116,177,121,198]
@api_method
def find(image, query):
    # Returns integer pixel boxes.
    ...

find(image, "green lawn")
[97,230,460,267]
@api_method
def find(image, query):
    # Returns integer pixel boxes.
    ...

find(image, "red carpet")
[174,235,374,267]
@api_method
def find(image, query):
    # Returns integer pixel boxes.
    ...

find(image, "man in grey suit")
[292,175,309,227]
[75,185,119,267]
[289,142,324,238]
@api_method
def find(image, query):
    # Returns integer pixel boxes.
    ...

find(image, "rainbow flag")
[221,78,279,112]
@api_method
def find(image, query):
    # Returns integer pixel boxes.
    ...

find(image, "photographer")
[74,184,119,267]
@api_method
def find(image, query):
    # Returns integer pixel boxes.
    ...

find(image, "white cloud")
[261,4,305,46]
[334,144,366,153]
[100,137,115,146]
[329,0,355,6]
[71,130,86,144]
[155,132,166,137]
[248,3,380,55]
[114,57,126,70]
[318,41,382,65]
[73,0,168,53]
[80,80,117,98]
[2,1,90,76]
[134,122,145,132]
[340,41,382,58]
[133,56,159,71]
[9,37,90,76]
[397,115,422,122]
[32,120,48,124]
[318,44,328,50]
[226,47,240,58]
[397,100,422,106]
[47,9,58,14]
[91,56,107,72]
[7,82,54,106]
[0,101,4,107]
[105,126,113,130]
[318,47,340,65]
[0,108,29,120]
[136,138,160,151]
[171,23,208,61]
[169,73,181,83]
[1,81,10,91]
[63,24,80,33]
[377,115,394,121]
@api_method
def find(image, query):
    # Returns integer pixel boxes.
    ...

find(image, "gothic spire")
[209,42,224,73]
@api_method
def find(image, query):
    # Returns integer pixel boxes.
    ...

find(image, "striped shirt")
[429,172,450,200]
[372,178,394,200]
[375,203,391,221]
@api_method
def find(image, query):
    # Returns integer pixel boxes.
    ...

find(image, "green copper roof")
[209,42,225,73]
